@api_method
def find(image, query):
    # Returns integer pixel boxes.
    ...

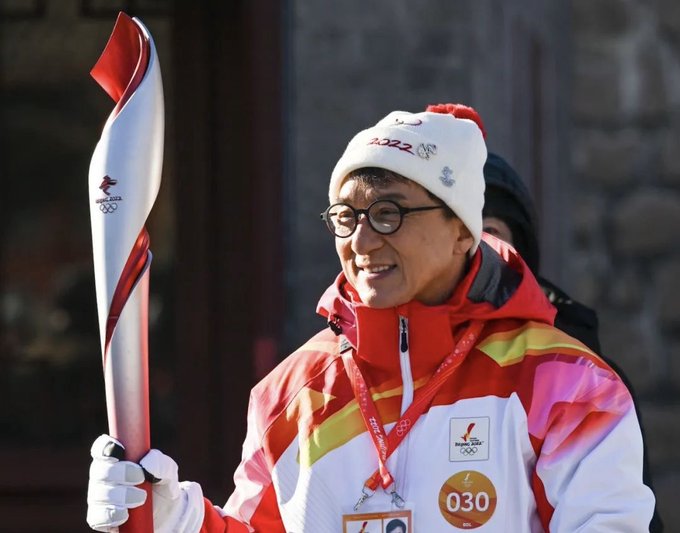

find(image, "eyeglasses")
[320,199,445,238]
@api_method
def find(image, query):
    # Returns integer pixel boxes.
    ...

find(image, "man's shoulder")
[476,320,625,406]
[253,328,343,395]
[477,319,603,367]
[249,328,346,438]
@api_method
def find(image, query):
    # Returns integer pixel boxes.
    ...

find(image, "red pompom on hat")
[426,103,487,139]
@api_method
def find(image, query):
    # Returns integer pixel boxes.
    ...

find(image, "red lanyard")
[342,320,484,493]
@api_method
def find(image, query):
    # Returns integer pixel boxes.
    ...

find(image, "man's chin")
[357,288,405,309]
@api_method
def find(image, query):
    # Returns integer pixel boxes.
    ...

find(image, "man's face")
[482,216,513,245]
[335,177,472,308]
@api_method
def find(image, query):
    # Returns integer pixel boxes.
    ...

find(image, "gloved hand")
[87,434,204,533]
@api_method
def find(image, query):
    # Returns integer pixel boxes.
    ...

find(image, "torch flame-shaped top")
[91,12,150,112]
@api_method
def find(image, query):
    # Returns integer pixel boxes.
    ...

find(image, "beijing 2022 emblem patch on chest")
[449,417,490,462]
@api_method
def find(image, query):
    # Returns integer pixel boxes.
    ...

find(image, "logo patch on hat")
[417,143,437,160]
[440,166,455,187]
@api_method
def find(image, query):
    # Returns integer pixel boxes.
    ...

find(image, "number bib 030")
[438,471,497,529]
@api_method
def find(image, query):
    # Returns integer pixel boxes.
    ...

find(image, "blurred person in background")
[482,151,662,532]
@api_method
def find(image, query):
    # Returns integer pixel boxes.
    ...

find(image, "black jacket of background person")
[483,153,663,532]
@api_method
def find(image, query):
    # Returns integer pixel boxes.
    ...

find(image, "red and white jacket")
[199,237,654,532]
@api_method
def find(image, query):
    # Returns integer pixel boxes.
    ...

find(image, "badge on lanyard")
[342,509,413,533]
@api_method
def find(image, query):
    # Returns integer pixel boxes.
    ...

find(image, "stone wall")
[570,0,680,526]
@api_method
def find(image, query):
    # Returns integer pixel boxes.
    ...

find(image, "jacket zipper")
[393,316,413,503]
[399,316,414,413]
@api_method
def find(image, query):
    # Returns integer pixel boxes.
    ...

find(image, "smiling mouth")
[358,264,396,277]
[364,265,391,273]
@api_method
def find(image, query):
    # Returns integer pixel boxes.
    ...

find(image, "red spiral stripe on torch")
[102,225,154,533]
[91,12,150,116]
[104,228,150,356]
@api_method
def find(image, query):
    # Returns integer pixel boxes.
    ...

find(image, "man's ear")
[452,220,474,255]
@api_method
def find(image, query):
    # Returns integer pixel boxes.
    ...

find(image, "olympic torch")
[88,12,164,532]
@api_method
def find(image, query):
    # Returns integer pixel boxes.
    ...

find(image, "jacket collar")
[317,236,556,375]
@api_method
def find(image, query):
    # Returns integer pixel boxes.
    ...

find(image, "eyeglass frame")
[320,199,446,238]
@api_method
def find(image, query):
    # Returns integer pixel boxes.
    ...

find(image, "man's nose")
[351,214,383,254]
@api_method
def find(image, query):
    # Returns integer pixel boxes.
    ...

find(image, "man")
[87,105,654,531]
[481,151,663,531]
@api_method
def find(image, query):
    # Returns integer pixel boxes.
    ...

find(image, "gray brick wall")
[570,0,680,526]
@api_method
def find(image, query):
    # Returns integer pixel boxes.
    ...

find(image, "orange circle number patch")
[438,471,497,529]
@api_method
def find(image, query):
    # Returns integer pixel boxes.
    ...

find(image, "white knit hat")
[329,108,487,253]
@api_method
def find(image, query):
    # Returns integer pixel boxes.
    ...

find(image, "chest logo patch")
[439,470,497,529]
[449,417,490,462]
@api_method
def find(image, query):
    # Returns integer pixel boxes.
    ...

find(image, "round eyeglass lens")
[368,200,402,234]
[326,203,356,237]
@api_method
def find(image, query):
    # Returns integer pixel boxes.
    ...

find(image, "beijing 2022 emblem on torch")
[88,11,164,533]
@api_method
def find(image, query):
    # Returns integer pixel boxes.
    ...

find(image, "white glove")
[87,434,204,533]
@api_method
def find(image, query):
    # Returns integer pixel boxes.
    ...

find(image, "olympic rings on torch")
[99,202,118,214]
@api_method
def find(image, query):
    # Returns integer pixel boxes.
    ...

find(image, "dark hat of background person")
[482,153,541,274]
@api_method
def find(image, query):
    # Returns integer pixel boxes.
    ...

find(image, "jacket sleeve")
[529,360,655,532]
[199,390,285,532]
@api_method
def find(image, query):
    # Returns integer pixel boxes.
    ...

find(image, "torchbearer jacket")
[199,236,655,532]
